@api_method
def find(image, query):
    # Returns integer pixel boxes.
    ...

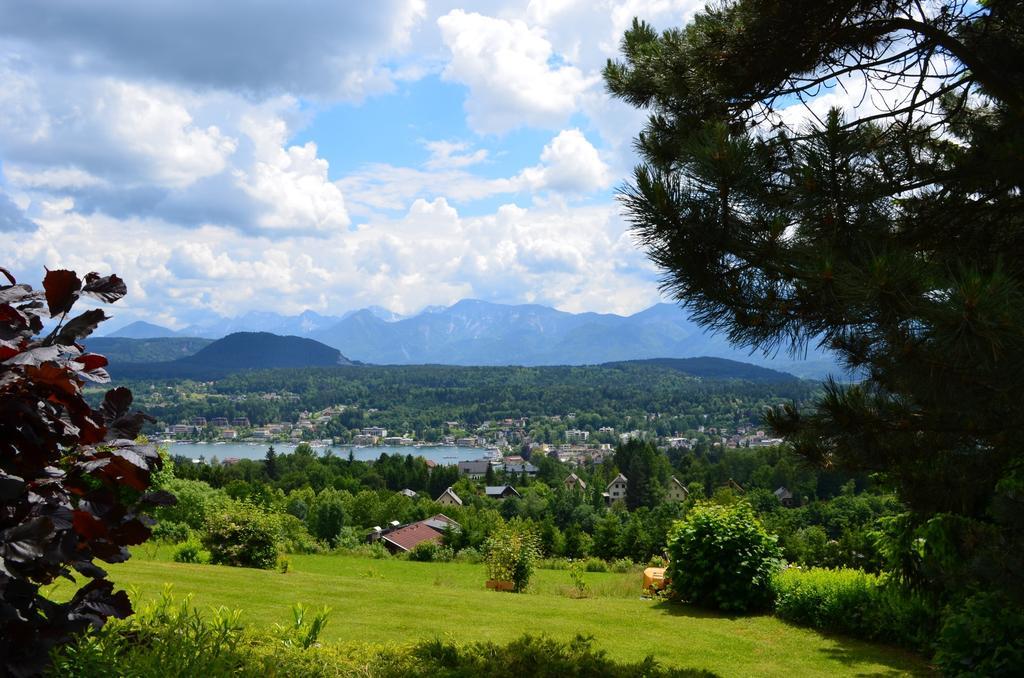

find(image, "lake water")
[164,442,491,464]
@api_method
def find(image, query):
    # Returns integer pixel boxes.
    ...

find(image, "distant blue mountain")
[106,321,179,339]
[308,300,839,379]
[178,309,342,338]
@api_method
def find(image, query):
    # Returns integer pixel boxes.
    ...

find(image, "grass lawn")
[47,549,933,677]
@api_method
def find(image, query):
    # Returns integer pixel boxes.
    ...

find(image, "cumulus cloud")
[516,129,611,194]
[4,194,659,324]
[437,10,595,134]
[0,0,427,102]
[338,128,609,217]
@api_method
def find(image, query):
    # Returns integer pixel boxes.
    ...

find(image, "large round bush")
[666,501,781,612]
[203,502,282,569]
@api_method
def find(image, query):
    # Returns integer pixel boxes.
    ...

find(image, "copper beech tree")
[0,267,173,676]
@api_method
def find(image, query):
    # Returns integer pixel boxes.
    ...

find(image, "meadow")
[47,549,933,677]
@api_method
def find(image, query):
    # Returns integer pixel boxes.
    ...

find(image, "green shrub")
[395,634,712,678]
[280,514,325,554]
[157,478,230,531]
[172,540,207,564]
[538,557,571,570]
[666,501,782,612]
[484,520,541,592]
[771,567,880,634]
[407,540,453,563]
[771,566,937,649]
[568,561,591,598]
[151,520,190,544]
[935,592,1024,676]
[583,557,608,573]
[50,590,245,677]
[454,547,483,564]
[203,501,282,570]
[609,558,635,574]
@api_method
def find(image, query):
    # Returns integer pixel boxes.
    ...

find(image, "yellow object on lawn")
[643,567,667,593]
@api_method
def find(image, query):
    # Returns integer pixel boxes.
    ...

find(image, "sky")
[1,0,896,330]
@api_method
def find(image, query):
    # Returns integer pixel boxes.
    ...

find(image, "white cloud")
[233,133,350,235]
[3,165,107,190]
[423,140,489,170]
[516,129,611,194]
[104,81,238,188]
[3,193,659,323]
[437,9,595,134]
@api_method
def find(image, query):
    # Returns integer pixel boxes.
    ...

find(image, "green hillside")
[114,332,352,379]
[47,552,930,677]
[85,336,213,363]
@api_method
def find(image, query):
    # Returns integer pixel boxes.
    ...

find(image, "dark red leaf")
[78,367,110,384]
[1,518,54,563]
[72,511,108,540]
[76,354,108,371]
[140,490,177,507]
[42,270,81,317]
[72,561,107,579]
[55,309,107,345]
[0,474,25,501]
[0,284,37,304]
[110,519,151,545]
[81,273,126,304]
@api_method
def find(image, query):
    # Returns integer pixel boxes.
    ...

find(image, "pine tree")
[264,445,278,480]
[605,1,1024,601]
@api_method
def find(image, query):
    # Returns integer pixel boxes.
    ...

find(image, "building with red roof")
[375,514,460,554]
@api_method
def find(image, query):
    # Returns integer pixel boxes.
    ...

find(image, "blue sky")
[0,1,728,327]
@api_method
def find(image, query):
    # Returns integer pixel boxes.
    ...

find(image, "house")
[502,461,538,476]
[605,473,628,505]
[435,487,463,506]
[563,473,587,492]
[220,429,238,440]
[666,476,689,502]
[232,417,250,427]
[399,488,418,499]
[565,429,589,443]
[376,514,460,554]
[192,416,207,427]
[774,486,796,508]
[724,478,746,494]
[458,459,492,479]
[210,417,229,428]
[484,485,521,500]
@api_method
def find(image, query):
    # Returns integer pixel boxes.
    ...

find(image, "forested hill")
[601,358,798,383]
[113,332,352,379]
[85,336,213,363]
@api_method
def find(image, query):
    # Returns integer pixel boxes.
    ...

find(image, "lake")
[164,442,491,464]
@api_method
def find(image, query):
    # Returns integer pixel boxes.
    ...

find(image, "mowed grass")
[47,549,933,677]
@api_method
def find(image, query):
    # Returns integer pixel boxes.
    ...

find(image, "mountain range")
[104,300,838,379]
